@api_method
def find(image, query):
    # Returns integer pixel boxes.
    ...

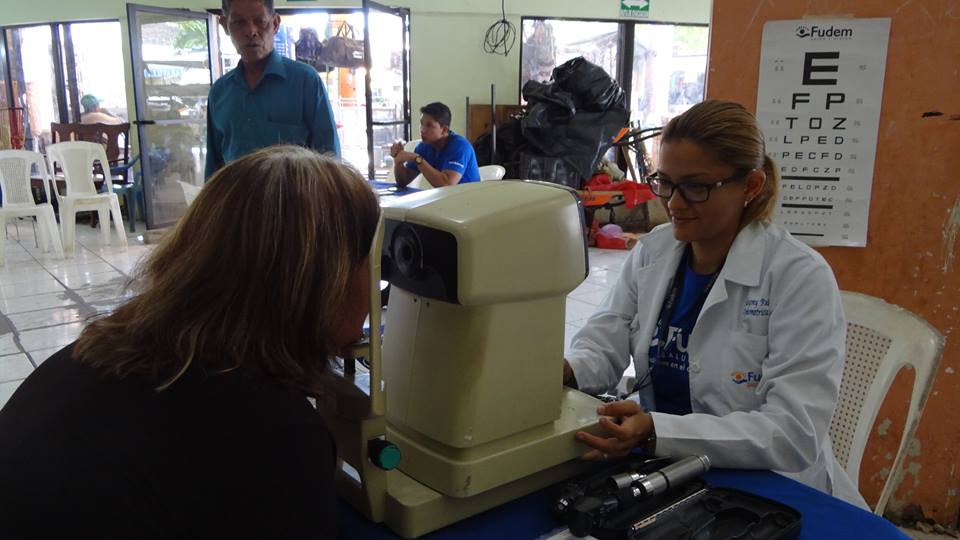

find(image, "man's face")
[419,114,448,144]
[222,0,279,66]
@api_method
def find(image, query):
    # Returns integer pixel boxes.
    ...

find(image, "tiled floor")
[0,218,630,409]
[0,220,150,407]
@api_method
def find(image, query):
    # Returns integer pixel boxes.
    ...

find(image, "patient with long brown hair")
[0,145,379,538]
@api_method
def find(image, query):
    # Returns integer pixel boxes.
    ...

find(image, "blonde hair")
[660,100,780,224]
[74,145,379,393]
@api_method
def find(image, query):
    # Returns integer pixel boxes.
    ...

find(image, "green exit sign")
[620,0,650,19]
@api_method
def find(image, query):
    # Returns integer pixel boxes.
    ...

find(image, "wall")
[706,0,960,527]
[2,0,711,134]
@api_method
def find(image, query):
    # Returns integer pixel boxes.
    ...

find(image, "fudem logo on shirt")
[731,371,762,388]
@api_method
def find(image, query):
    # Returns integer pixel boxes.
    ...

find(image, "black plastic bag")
[521,104,629,179]
[474,119,529,173]
[521,80,576,120]
[552,57,625,112]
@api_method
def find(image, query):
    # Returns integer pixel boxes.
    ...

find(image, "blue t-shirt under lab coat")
[405,132,480,183]
[646,262,717,416]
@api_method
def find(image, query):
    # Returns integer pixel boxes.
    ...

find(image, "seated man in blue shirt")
[205,0,340,179]
[390,102,480,188]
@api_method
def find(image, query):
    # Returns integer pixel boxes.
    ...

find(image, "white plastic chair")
[45,141,127,257]
[830,291,945,515]
[178,180,202,206]
[479,164,506,181]
[0,150,64,266]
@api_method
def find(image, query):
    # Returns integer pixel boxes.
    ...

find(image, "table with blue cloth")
[338,468,907,539]
[370,180,420,199]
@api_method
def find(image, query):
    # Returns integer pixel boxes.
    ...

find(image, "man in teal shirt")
[205,0,340,179]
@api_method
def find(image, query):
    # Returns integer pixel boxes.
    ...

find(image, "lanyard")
[652,247,721,361]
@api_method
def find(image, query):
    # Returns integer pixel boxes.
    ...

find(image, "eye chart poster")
[756,18,891,247]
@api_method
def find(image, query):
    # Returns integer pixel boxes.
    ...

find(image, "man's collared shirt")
[205,50,340,179]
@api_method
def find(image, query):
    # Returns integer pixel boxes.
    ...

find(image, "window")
[631,23,708,128]
[521,19,621,102]
[1,20,128,150]
[519,18,708,128]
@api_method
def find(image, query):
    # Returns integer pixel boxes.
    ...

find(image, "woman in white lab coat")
[565,100,865,508]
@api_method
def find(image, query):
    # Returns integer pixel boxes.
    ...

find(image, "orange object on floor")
[583,175,655,209]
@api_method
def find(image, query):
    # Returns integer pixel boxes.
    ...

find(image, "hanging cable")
[483,0,516,56]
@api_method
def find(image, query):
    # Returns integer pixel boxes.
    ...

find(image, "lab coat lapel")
[696,222,765,325]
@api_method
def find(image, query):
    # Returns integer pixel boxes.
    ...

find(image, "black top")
[0,343,337,539]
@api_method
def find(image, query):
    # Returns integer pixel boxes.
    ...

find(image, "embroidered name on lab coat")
[744,298,771,317]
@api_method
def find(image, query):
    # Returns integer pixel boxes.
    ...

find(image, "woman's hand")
[576,400,654,461]
[563,359,576,387]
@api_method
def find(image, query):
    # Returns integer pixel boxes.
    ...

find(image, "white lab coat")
[567,221,867,508]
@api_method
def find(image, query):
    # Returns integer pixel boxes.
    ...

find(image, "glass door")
[363,1,410,179]
[127,4,213,229]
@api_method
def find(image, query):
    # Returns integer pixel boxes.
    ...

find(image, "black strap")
[652,246,721,362]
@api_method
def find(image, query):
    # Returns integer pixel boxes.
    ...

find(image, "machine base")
[380,458,592,538]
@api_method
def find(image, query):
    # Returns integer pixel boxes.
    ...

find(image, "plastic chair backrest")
[404,139,420,152]
[0,149,51,207]
[479,164,506,181]
[831,291,945,515]
[46,141,113,196]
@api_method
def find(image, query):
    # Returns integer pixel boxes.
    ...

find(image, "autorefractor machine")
[316,180,604,537]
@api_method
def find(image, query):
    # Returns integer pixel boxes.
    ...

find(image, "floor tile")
[0,266,50,286]
[569,287,610,306]
[570,281,605,297]
[47,261,119,281]
[0,291,78,315]
[1,251,36,264]
[0,333,20,356]
[565,298,598,323]
[0,354,34,382]
[61,271,128,290]
[76,284,135,304]
[18,322,85,353]
[0,379,24,409]
[565,323,584,351]
[7,306,85,331]
[0,277,66,299]
[36,251,103,268]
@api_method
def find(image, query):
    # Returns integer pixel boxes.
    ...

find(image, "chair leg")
[124,192,136,233]
[41,209,64,259]
[61,200,77,258]
[109,197,128,249]
[35,217,48,252]
[98,207,111,247]
[0,217,6,267]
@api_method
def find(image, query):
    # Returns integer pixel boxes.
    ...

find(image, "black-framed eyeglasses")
[645,170,753,203]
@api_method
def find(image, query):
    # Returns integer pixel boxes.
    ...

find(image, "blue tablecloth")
[338,468,907,539]
[370,180,420,198]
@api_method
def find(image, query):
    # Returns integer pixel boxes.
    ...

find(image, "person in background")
[79,94,124,125]
[564,100,867,509]
[205,0,340,180]
[391,102,480,188]
[0,146,378,537]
